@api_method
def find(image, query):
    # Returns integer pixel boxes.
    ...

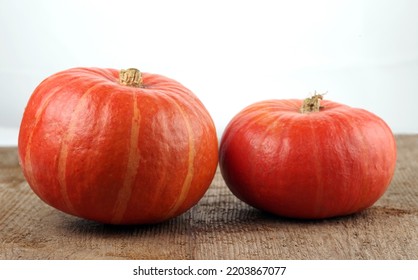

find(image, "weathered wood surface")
[1,135,417,260]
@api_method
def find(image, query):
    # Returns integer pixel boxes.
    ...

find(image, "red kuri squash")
[219,94,396,219]
[18,67,218,225]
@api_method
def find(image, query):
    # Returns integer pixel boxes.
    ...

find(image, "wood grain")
[1,135,418,260]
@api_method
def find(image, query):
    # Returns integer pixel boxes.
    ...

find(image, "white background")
[1,0,418,146]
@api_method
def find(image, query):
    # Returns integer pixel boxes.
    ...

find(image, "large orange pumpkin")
[18,67,218,225]
[219,94,397,219]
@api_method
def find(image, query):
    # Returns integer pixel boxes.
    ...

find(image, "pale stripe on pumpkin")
[23,75,85,201]
[162,97,196,219]
[57,82,109,215]
[111,93,141,224]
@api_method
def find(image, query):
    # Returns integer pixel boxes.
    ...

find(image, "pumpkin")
[219,94,396,219]
[18,67,218,225]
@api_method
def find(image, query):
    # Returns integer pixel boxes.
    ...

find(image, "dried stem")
[300,93,324,113]
[119,68,143,87]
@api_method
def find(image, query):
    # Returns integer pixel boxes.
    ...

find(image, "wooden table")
[1,135,417,260]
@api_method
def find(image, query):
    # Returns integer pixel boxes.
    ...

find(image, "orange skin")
[18,68,218,225]
[219,99,397,219]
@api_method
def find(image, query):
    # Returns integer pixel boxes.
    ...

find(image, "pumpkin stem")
[300,92,324,113]
[119,68,143,88]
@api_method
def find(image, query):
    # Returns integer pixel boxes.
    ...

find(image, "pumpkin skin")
[18,67,218,225]
[219,98,397,219]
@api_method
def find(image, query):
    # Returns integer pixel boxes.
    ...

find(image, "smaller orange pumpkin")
[219,94,397,219]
